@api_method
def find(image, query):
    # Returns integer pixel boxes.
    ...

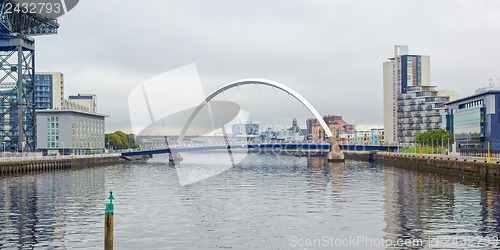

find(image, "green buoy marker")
[105,191,114,250]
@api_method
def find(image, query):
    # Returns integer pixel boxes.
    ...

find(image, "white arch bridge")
[127,79,345,161]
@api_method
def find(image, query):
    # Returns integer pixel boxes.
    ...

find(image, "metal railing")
[459,148,500,158]
[387,151,500,163]
[0,153,121,163]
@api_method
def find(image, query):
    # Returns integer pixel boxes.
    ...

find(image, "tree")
[415,129,453,147]
[105,131,140,150]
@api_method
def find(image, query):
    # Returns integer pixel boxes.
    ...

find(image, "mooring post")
[105,191,115,250]
[487,142,493,163]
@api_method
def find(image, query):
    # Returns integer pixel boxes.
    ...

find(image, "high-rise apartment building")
[383,45,456,143]
[35,72,64,110]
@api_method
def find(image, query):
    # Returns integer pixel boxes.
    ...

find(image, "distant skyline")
[32,0,500,132]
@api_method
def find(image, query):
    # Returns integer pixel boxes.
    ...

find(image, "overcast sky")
[33,0,500,133]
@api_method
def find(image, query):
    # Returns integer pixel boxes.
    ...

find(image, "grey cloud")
[33,0,500,132]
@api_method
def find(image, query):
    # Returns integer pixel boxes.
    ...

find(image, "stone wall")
[345,151,500,181]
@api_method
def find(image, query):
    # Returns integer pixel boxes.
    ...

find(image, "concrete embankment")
[345,151,500,181]
[0,155,147,175]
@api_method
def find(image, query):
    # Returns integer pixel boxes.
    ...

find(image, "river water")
[1,152,499,249]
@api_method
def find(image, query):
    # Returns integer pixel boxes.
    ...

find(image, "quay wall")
[0,156,131,175]
[345,151,500,180]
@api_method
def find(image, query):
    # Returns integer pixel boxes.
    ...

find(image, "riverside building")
[445,84,500,153]
[36,110,107,155]
[383,45,457,143]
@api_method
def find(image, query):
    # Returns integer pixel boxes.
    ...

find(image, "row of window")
[458,99,484,110]
[47,116,59,148]
[71,117,104,149]
[454,106,484,140]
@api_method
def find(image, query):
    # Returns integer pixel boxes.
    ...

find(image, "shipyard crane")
[0,0,59,152]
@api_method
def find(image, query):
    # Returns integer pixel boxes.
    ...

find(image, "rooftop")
[446,90,500,105]
[35,109,108,117]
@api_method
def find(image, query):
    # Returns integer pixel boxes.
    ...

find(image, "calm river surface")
[1,152,500,249]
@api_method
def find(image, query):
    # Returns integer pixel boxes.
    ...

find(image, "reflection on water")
[0,168,105,249]
[383,165,500,247]
[0,153,499,248]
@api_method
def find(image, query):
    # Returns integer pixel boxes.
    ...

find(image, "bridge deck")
[120,143,409,157]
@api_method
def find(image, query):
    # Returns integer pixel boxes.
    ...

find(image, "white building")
[36,110,107,155]
[34,72,96,113]
[339,132,355,142]
[69,94,97,113]
[383,45,457,143]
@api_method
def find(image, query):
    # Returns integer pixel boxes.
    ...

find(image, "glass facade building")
[446,90,500,151]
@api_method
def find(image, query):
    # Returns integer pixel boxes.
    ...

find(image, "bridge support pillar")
[169,152,183,164]
[327,137,345,162]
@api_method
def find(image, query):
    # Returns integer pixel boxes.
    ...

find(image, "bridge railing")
[117,141,416,154]
[0,153,121,163]
[385,151,500,163]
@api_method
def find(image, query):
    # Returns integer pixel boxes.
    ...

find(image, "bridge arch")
[177,78,334,143]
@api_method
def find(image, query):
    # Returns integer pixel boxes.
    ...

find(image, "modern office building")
[69,94,97,113]
[36,110,107,155]
[1,71,100,152]
[445,88,500,153]
[383,45,457,143]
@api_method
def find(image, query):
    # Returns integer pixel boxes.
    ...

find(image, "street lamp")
[467,132,471,156]
[441,136,444,155]
[447,137,451,155]
[61,141,64,156]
